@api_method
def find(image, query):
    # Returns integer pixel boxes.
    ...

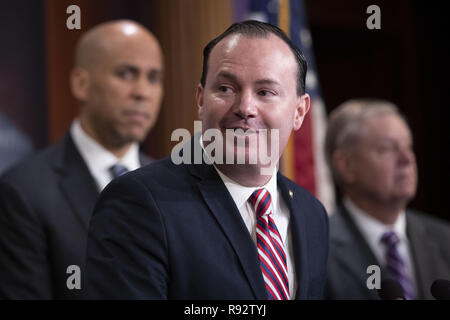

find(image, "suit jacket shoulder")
[0,133,98,299]
[407,209,450,239]
[406,209,450,299]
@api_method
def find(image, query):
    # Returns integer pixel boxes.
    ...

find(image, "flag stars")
[306,71,317,91]
[267,0,279,14]
[299,28,312,48]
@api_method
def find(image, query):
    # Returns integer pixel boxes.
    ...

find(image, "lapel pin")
[289,190,293,199]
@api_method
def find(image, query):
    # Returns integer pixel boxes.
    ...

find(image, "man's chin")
[120,124,151,140]
[388,192,416,206]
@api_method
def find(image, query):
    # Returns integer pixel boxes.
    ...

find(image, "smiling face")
[196,34,309,173]
[71,22,164,149]
[341,113,417,207]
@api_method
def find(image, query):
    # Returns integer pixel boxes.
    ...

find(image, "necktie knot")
[249,188,272,218]
[381,231,400,247]
[109,164,129,179]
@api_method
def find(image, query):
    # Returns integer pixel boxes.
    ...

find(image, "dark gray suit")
[0,133,151,299]
[326,204,450,299]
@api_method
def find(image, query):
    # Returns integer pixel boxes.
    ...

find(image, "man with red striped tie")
[86,20,329,300]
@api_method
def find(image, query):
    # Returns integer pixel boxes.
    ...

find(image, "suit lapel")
[332,205,381,299]
[193,163,268,299]
[184,135,266,299]
[277,175,309,299]
[139,152,153,167]
[54,136,151,232]
[53,134,99,231]
[407,212,442,300]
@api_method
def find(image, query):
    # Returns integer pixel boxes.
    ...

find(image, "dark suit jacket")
[86,137,329,299]
[326,203,450,299]
[0,133,151,299]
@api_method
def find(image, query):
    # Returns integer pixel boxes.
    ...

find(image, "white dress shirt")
[200,136,296,299]
[70,119,140,192]
[343,197,418,295]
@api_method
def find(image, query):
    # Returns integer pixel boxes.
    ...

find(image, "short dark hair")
[200,20,307,96]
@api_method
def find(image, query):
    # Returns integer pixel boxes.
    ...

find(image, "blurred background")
[0,0,448,221]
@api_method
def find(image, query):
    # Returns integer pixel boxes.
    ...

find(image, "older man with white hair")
[325,99,450,300]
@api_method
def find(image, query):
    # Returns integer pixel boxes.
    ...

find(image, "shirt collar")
[343,196,407,244]
[70,119,140,174]
[200,134,278,209]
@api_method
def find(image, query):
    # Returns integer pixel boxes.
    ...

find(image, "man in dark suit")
[86,20,329,300]
[0,20,164,299]
[325,99,450,300]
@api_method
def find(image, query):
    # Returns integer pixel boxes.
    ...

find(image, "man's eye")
[218,85,232,93]
[258,90,275,97]
[148,71,163,84]
[116,69,134,80]
[376,145,394,154]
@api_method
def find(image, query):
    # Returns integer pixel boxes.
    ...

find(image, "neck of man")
[79,115,133,159]
[345,191,408,225]
[215,163,275,187]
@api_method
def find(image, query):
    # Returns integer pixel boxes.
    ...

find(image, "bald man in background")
[0,20,164,299]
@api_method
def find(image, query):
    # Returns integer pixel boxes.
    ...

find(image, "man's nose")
[131,76,152,101]
[233,90,258,119]
[398,145,415,166]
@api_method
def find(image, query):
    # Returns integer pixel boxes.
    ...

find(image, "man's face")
[197,34,309,167]
[344,113,417,205]
[82,35,163,145]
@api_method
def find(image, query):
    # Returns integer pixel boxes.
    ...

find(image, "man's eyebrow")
[254,78,281,87]
[116,64,163,73]
[116,64,139,73]
[147,67,164,75]
[216,72,280,86]
[216,71,239,82]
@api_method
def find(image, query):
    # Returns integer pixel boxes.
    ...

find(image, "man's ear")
[293,93,311,131]
[70,67,90,102]
[333,149,355,184]
[196,83,204,120]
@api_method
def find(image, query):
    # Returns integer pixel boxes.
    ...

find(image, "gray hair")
[325,98,407,185]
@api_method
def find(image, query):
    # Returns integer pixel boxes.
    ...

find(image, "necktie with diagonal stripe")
[381,231,416,300]
[249,188,289,300]
[109,164,129,179]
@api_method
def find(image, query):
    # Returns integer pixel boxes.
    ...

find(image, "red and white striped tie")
[249,188,289,300]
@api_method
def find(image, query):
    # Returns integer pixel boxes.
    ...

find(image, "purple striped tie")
[381,231,416,300]
[109,164,129,179]
[249,188,289,300]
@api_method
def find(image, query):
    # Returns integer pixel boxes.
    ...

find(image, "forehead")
[361,113,412,142]
[207,34,297,84]
[100,36,163,70]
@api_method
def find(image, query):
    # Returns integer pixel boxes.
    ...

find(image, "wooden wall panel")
[44,0,91,142]
[139,0,232,158]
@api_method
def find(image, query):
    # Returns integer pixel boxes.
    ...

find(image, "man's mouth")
[122,110,150,123]
[225,127,261,136]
